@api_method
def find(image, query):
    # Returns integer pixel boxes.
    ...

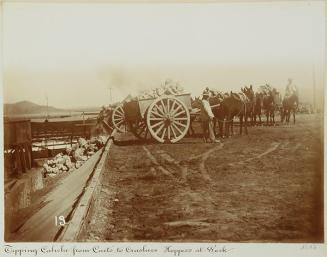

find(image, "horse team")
[191,84,299,138]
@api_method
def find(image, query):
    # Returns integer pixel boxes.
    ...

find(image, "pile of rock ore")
[138,79,184,99]
[43,136,107,177]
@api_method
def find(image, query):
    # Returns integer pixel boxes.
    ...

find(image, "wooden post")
[29,143,33,168]
[4,194,12,240]
[83,112,86,138]
[45,122,49,158]
[17,179,31,209]
[19,146,27,173]
[31,169,44,192]
[24,143,32,169]
[14,148,22,176]
[71,125,74,147]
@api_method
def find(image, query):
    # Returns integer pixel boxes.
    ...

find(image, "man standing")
[201,91,220,143]
[285,78,298,98]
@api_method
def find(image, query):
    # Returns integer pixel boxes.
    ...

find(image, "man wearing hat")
[201,89,220,143]
[285,78,298,98]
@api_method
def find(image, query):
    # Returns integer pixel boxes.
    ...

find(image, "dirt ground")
[82,114,324,242]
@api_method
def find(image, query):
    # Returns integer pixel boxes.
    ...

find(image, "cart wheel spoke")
[115,119,124,126]
[151,121,164,129]
[173,120,187,128]
[151,110,164,118]
[170,124,177,139]
[155,105,165,116]
[113,117,123,122]
[172,123,183,135]
[174,110,187,117]
[155,123,165,136]
[170,100,176,115]
[115,109,124,116]
[113,115,123,120]
[174,117,188,121]
[149,117,164,121]
[171,104,183,116]
[160,99,167,113]
[113,113,122,118]
[167,98,170,113]
[161,127,167,140]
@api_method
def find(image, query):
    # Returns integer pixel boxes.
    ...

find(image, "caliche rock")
[78,138,88,148]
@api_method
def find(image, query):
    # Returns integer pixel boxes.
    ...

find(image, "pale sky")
[2,1,325,108]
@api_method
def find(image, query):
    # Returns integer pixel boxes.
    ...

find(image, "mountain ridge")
[4,100,66,116]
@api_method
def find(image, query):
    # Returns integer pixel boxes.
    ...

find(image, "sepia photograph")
[1,0,325,255]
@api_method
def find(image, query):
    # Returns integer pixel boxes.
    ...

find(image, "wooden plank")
[59,131,116,241]
[24,144,32,169]
[14,149,22,175]
[19,148,27,173]
[10,148,104,242]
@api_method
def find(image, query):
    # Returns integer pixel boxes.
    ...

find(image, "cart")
[111,93,192,143]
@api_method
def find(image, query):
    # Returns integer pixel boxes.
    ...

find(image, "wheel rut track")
[141,140,290,230]
[142,144,224,229]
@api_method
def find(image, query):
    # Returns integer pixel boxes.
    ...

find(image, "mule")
[282,93,299,124]
[253,92,263,126]
[222,86,253,137]
[262,89,279,126]
[241,85,255,126]
[208,91,227,138]
[189,97,201,136]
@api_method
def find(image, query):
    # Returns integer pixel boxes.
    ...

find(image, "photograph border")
[0,0,326,256]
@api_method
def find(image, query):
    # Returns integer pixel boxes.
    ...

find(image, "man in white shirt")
[201,92,220,143]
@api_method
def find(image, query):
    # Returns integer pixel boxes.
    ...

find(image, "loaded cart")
[111,93,192,143]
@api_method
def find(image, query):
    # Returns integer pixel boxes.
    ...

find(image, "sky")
[2,1,325,109]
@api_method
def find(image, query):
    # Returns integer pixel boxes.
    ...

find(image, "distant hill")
[3,101,65,116]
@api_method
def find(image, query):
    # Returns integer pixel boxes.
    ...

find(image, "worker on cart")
[201,90,220,143]
[285,78,298,98]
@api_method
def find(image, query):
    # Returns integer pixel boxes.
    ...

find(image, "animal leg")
[213,118,217,137]
[266,111,269,126]
[225,119,230,138]
[201,122,207,142]
[272,112,275,126]
[245,115,248,135]
[188,123,194,137]
[293,109,296,124]
[218,120,223,138]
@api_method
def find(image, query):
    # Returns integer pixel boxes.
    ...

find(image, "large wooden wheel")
[146,96,190,143]
[112,105,127,133]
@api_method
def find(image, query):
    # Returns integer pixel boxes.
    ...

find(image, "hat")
[202,92,210,97]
